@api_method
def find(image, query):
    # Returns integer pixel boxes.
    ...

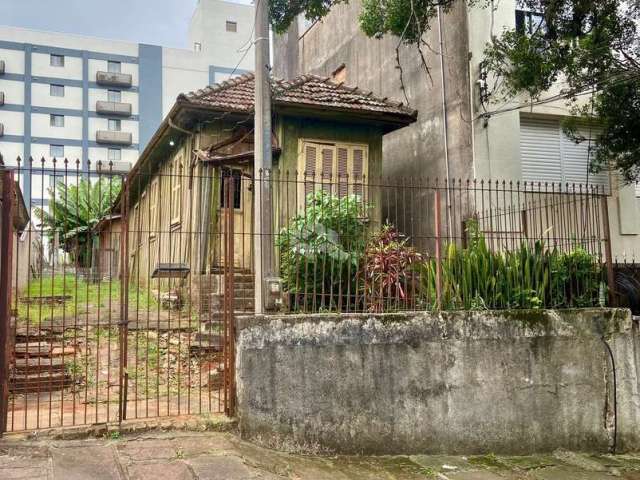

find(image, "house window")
[50,54,64,67]
[194,42,202,52]
[170,158,183,226]
[107,61,121,73]
[226,21,237,32]
[149,179,159,238]
[50,144,64,158]
[50,84,65,97]
[108,119,121,131]
[50,114,64,127]
[220,169,242,209]
[515,9,546,35]
[298,140,369,206]
[108,90,121,103]
[108,148,121,162]
[519,115,609,190]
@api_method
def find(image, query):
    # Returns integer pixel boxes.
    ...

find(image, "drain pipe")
[437,4,453,233]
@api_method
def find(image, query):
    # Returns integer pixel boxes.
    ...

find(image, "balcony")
[96,71,132,88]
[0,60,4,75]
[96,130,132,146]
[96,101,132,117]
[94,160,132,173]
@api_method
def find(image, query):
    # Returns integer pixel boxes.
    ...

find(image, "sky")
[1,0,252,48]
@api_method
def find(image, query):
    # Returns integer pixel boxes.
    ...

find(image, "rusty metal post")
[600,195,616,307]
[0,170,15,435]
[118,178,130,423]
[434,188,442,310]
[223,176,236,417]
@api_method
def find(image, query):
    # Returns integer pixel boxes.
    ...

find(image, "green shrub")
[418,220,605,310]
[276,191,368,311]
[360,224,423,313]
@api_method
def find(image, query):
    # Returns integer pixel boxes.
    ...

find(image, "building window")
[220,169,242,209]
[170,158,183,226]
[194,42,202,52]
[298,140,369,206]
[519,115,609,189]
[50,144,64,158]
[515,9,546,35]
[108,148,121,162]
[108,90,122,103]
[226,21,237,32]
[50,54,65,67]
[107,61,121,73]
[50,114,64,127]
[149,179,159,238]
[50,84,65,97]
[108,119,121,131]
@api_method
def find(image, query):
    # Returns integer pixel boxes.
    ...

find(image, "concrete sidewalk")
[1,430,640,479]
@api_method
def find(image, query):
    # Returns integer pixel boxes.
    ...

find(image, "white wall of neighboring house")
[467,0,640,257]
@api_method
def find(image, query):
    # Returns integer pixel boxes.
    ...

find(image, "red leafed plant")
[360,223,423,313]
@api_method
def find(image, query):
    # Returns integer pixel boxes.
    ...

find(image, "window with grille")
[108,119,121,131]
[107,61,121,73]
[226,21,237,32]
[220,169,242,209]
[108,90,121,103]
[298,140,368,208]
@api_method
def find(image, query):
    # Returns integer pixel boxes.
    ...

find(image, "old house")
[123,73,416,313]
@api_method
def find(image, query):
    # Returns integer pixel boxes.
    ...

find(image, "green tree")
[34,178,122,266]
[270,0,640,182]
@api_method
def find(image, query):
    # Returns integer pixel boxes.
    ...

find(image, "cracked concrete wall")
[236,309,640,455]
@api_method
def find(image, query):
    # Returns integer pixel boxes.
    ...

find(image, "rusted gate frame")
[0,170,15,435]
[118,179,130,423]
[223,176,236,417]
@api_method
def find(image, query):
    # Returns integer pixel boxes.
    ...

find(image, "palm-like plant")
[34,178,122,267]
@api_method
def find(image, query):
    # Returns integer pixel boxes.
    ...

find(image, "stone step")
[14,357,65,374]
[14,343,77,358]
[10,371,73,394]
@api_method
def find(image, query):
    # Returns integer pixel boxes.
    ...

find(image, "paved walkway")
[1,430,640,479]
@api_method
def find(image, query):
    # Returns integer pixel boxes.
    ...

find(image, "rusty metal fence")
[0,157,616,433]
[251,169,613,314]
[0,158,238,433]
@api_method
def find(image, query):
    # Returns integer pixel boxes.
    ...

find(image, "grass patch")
[17,275,160,324]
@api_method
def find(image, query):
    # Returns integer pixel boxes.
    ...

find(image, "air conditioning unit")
[0,60,5,75]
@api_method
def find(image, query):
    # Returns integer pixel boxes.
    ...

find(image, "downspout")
[465,4,477,179]
[437,5,453,233]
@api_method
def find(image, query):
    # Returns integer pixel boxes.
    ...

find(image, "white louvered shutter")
[561,126,609,190]
[520,116,609,191]
[520,117,563,185]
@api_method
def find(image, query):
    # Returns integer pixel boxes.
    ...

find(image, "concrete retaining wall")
[236,309,640,454]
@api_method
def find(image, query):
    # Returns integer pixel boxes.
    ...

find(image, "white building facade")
[0,0,254,210]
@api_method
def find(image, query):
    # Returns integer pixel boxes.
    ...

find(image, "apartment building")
[274,0,640,258]
[0,0,254,211]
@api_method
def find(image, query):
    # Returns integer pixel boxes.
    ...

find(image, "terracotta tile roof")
[178,73,417,123]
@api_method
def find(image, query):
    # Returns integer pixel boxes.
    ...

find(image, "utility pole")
[254,0,274,314]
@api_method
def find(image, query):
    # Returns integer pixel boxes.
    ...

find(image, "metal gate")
[0,163,239,433]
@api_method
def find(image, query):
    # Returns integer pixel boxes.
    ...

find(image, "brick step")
[14,357,66,374]
[14,343,77,358]
[10,372,73,394]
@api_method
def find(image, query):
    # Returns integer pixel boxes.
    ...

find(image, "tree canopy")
[270,0,640,183]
